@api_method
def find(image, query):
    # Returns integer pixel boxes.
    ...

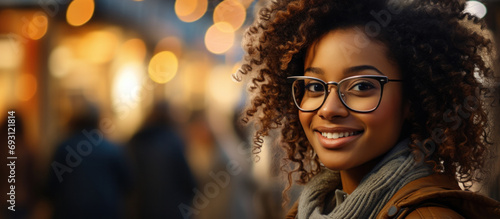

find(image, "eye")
[305,82,325,93]
[350,81,376,91]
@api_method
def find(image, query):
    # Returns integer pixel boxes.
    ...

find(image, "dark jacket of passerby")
[46,131,132,219]
[127,102,197,219]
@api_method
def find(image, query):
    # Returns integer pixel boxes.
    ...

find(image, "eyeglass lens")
[292,77,383,112]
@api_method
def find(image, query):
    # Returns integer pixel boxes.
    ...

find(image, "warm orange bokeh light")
[67,0,95,26]
[49,46,74,78]
[205,22,234,54]
[17,73,37,101]
[148,51,178,84]
[175,0,197,16]
[213,0,246,31]
[77,30,119,64]
[0,37,23,70]
[27,13,48,40]
[121,38,147,62]
[175,0,208,23]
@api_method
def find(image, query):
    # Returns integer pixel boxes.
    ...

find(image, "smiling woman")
[296,28,408,176]
[235,0,500,218]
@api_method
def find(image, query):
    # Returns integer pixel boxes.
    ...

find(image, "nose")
[317,88,349,120]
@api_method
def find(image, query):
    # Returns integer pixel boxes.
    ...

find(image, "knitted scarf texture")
[297,139,432,218]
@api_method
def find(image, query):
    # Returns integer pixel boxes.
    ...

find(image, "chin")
[319,159,354,171]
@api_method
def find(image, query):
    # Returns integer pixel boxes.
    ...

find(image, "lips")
[314,127,364,149]
[320,131,363,139]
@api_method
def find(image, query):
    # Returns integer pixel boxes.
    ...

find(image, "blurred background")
[0,0,499,219]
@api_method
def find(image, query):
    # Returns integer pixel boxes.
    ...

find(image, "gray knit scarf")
[297,139,432,219]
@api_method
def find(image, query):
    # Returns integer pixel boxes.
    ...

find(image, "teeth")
[321,131,359,139]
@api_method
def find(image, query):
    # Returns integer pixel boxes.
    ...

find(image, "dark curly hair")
[234,0,496,200]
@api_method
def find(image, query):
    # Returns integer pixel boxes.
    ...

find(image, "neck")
[340,156,383,194]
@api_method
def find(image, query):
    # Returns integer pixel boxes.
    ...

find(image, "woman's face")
[299,28,408,171]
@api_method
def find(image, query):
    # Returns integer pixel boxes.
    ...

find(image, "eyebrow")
[304,65,384,76]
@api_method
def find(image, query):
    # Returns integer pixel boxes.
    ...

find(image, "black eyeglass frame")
[287,75,403,113]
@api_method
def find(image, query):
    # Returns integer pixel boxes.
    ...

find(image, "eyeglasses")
[287,75,403,113]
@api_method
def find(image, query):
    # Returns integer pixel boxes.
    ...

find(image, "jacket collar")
[377,173,500,218]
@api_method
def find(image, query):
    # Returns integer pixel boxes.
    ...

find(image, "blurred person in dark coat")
[127,101,196,219]
[46,97,132,219]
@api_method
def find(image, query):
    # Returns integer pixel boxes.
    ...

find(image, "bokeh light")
[16,73,37,101]
[164,52,212,113]
[77,30,119,64]
[175,0,208,23]
[66,0,95,26]
[0,37,23,70]
[111,64,145,139]
[204,22,235,54]
[175,0,196,16]
[49,46,75,78]
[148,51,178,84]
[120,38,147,62]
[112,63,144,109]
[27,12,48,40]
[213,0,246,31]
[464,1,487,19]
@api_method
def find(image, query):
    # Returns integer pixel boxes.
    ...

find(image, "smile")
[321,131,363,139]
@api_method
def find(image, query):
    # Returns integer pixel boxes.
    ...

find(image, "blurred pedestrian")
[127,101,196,219]
[45,96,132,219]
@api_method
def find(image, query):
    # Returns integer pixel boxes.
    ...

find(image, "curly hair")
[235,0,496,199]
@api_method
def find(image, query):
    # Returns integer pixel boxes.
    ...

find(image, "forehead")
[304,28,400,79]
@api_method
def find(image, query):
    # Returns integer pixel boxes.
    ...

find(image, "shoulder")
[378,174,500,219]
[405,206,464,219]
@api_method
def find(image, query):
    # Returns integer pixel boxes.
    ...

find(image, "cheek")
[366,93,406,138]
[374,102,400,122]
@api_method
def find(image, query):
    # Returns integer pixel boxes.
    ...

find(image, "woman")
[235,0,500,218]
